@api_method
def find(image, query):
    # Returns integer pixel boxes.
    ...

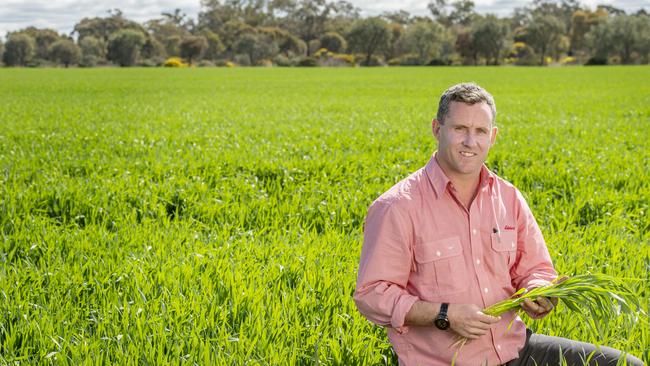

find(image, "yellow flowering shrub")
[561,56,577,65]
[163,57,188,68]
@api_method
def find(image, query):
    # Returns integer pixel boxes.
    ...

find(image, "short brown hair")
[436,82,496,124]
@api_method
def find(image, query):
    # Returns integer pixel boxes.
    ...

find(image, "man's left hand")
[521,296,558,319]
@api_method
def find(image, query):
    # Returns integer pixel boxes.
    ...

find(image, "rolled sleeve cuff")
[390,294,420,333]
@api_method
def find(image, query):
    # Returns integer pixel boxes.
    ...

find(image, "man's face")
[432,101,497,182]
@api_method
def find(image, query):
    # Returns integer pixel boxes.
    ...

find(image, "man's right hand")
[447,304,500,339]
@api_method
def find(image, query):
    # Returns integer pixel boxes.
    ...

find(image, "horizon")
[0,0,650,40]
[1,0,649,40]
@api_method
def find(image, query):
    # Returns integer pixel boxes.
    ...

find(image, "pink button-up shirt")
[354,154,557,366]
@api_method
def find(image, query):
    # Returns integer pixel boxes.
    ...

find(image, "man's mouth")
[460,151,477,157]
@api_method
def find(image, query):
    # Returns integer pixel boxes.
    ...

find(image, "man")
[354,83,643,366]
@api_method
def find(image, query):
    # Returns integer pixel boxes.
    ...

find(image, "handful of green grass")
[451,274,645,365]
[484,274,643,328]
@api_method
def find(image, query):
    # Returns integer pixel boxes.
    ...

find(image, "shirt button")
[511,242,516,248]
[497,344,501,350]
[476,259,481,265]
[472,229,477,235]
[484,287,489,293]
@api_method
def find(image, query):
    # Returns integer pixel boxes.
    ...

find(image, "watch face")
[434,317,450,330]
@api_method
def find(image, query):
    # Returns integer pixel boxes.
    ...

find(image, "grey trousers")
[505,329,645,366]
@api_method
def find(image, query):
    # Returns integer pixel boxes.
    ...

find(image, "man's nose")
[462,132,477,146]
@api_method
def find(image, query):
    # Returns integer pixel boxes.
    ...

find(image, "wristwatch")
[434,303,450,330]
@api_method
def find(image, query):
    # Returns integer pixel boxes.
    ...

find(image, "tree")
[0,40,4,65]
[162,35,182,56]
[569,10,591,54]
[199,0,269,31]
[233,33,279,65]
[587,14,650,64]
[428,0,476,27]
[208,20,255,57]
[141,37,167,61]
[455,30,478,64]
[471,15,509,65]
[180,36,208,65]
[381,10,412,25]
[347,17,391,65]
[107,29,146,66]
[161,8,194,31]
[74,11,146,44]
[10,27,62,61]
[3,34,36,66]
[610,15,650,64]
[49,39,81,67]
[79,36,106,66]
[200,30,226,60]
[319,31,347,52]
[522,14,565,65]
[402,21,443,64]
[597,5,625,16]
[385,23,406,61]
[279,34,307,57]
[146,12,191,56]
[288,0,336,54]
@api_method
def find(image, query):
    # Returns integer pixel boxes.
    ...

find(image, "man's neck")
[450,174,481,195]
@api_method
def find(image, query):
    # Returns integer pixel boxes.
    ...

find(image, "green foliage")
[402,21,443,64]
[279,34,307,58]
[180,36,208,66]
[2,34,36,66]
[199,30,225,61]
[73,12,147,43]
[521,14,566,65]
[233,33,278,66]
[319,32,348,53]
[0,65,649,365]
[141,37,167,63]
[49,39,81,67]
[471,15,509,65]
[586,14,650,64]
[107,29,146,67]
[347,17,391,66]
[78,36,106,67]
[9,27,63,61]
[485,274,644,333]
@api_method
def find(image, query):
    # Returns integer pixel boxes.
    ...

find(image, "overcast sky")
[1,0,649,39]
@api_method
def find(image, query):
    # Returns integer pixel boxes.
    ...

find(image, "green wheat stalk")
[451,274,645,366]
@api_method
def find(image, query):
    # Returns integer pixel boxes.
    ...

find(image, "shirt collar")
[424,152,495,198]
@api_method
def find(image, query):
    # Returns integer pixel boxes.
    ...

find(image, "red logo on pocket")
[504,225,516,231]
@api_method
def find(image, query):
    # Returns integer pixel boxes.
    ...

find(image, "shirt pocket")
[414,237,468,296]
[491,231,517,268]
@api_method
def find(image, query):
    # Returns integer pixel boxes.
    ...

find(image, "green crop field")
[0,67,648,365]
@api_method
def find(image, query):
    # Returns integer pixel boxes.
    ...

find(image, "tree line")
[2,0,650,68]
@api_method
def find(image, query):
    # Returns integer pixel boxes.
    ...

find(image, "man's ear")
[490,125,498,146]
[432,119,441,140]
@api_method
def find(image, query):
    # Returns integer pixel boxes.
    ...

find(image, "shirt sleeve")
[353,200,420,333]
[510,189,558,291]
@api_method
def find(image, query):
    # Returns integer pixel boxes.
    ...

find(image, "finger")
[521,298,539,312]
[476,312,501,324]
[466,327,488,338]
[536,296,554,312]
[470,321,491,331]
